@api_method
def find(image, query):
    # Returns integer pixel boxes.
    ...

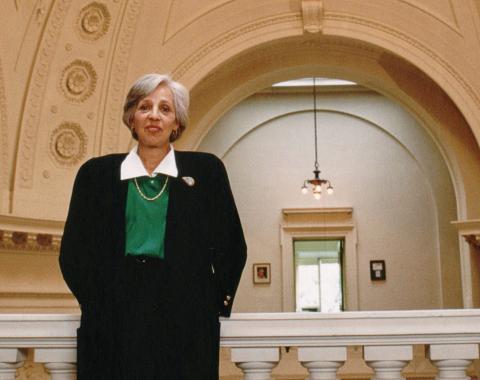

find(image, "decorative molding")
[49,122,88,167]
[14,0,49,71]
[76,1,111,41]
[101,0,142,154]
[324,13,480,111]
[0,229,61,253]
[172,13,302,80]
[301,0,323,34]
[283,207,352,216]
[452,219,480,249]
[0,214,65,234]
[59,59,97,102]
[17,0,73,188]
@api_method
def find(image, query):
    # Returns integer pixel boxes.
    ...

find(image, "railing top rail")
[1,310,480,348]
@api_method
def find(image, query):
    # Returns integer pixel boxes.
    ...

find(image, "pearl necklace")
[134,176,169,201]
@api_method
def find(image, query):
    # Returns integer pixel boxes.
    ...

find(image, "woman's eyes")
[137,104,172,113]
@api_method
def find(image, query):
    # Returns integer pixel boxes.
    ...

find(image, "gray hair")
[122,73,189,142]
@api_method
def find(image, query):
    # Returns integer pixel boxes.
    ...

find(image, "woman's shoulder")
[78,153,127,173]
[175,150,218,160]
[175,150,223,167]
[175,150,226,178]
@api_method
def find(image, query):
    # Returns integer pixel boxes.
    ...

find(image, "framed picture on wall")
[253,263,271,284]
[370,260,386,281]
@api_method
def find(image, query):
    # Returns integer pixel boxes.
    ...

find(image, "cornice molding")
[101,0,142,154]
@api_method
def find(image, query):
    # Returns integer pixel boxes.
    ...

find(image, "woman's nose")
[148,109,161,120]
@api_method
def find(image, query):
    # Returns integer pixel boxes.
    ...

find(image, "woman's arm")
[210,157,247,317]
[59,160,96,306]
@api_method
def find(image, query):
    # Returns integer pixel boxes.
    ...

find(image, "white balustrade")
[231,347,280,380]
[35,348,77,380]
[0,348,26,380]
[0,310,480,379]
[428,344,479,380]
[298,346,347,380]
[364,345,413,380]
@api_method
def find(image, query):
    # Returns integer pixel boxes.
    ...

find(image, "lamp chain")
[313,77,319,170]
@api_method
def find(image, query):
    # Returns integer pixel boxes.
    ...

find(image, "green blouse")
[125,175,169,258]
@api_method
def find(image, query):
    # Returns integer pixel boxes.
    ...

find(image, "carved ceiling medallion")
[60,59,97,102]
[76,2,111,41]
[49,122,87,167]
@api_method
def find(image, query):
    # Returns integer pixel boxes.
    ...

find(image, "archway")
[178,35,480,307]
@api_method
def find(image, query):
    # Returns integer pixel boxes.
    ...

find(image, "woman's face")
[132,85,179,149]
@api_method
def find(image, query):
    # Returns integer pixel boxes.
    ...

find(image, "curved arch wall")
[199,87,460,311]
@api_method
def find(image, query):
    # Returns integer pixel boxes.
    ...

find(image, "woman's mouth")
[145,125,162,133]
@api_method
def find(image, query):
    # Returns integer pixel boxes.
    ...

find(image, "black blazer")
[59,150,247,379]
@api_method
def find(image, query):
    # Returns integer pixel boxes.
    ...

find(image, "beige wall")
[199,87,461,312]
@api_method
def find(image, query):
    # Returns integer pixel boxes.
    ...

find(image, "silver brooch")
[182,176,195,186]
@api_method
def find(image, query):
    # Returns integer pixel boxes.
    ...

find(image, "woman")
[59,73,247,380]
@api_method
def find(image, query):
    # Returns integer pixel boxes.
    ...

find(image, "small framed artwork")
[370,260,386,281]
[253,263,271,284]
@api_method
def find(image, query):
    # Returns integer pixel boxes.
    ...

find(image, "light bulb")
[327,186,333,195]
[313,192,321,200]
[314,185,321,192]
[301,186,308,195]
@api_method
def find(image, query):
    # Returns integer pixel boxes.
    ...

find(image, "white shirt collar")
[120,145,178,180]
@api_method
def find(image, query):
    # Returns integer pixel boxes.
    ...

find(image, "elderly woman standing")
[59,74,247,380]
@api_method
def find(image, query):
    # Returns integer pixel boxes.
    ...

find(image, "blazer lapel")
[165,151,197,259]
[165,151,183,256]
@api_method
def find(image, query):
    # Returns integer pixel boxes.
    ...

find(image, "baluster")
[298,346,347,380]
[364,345,413,380]
[34,348,77,380]
[231,347,280,380]
[0,348,27,380]
[428,344,479,380]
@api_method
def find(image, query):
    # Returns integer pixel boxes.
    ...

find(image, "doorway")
[294,239,344,312]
